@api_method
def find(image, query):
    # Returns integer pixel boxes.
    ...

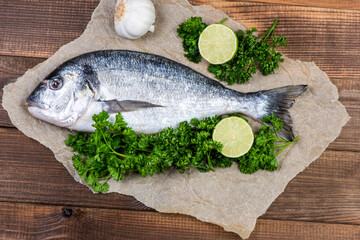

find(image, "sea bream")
[26,50,307,140]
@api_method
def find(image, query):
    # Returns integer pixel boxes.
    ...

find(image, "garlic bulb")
[114,0,156,40]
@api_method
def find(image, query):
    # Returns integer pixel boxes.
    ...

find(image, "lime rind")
[213,117,254,158]
[198,24,238,65]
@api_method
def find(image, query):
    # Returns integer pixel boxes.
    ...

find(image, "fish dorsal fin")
[99,99,163,113]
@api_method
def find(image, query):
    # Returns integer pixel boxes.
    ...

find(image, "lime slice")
[198,24,238,64]
[213,117,254,158]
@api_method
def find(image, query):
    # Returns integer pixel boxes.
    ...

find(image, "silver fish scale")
[68,51,262,133]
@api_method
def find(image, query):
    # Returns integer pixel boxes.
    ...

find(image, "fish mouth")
[25,97,48,110]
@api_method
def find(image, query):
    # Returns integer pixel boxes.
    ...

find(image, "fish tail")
[253,85,308,141]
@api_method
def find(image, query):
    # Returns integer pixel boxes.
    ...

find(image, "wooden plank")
[0,127,359,225]
[0,55,44,127]
[0,201,359,240]
[328,102,360,152]
[193,0,360,11]
[0,127,151,211]
[0,55,359,151]
[0,56,43,84]
[0,91,13,127]
[251,219,360,240]
[0,202,239,240]
[262,150,360,224]
[0,0,99,58]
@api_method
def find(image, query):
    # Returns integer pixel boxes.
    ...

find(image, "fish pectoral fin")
[99,99,163,113]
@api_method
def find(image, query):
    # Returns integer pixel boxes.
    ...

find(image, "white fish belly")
[120,99,234,134]
[69,96,242,133]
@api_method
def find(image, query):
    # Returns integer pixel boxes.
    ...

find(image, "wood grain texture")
[1,201,360,240]
[0,0,99,58]
[0,127,359,225]
[0,55,44,127]
[0,202,240,240]
[0,127,151,211]
[263,150,360,224]
[200,0,360,11]
[251,219,360,240]
[330,96,360,152]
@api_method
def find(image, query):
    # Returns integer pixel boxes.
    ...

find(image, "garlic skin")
[114,0,156,40]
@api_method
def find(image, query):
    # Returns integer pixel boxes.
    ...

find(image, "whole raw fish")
[26,50,307,140]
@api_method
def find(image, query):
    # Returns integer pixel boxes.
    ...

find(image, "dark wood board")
[1,201,360,240]
[0,0,359,239]
[197,0,360,10]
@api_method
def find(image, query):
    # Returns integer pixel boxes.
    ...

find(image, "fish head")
[26,66,95,128]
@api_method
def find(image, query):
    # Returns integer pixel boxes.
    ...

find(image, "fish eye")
[49,78,63,90]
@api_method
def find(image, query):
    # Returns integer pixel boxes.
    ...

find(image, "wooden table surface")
[0,0,359,239]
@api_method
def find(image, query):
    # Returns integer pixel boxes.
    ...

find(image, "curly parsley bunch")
[65,112,297,192]
[177,18,287,85]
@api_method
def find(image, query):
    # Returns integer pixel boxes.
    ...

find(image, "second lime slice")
[213,117,254,158]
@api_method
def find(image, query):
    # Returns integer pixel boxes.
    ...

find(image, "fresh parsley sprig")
[65,112,297,193]
[237,115,298,173]
[177,17,287,85]
[177,17,208,63]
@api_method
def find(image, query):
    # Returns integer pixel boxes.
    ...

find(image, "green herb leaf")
[177,17,208,63]
[237,114,298,174]
[65,112,297,193]
[178,18,287,84]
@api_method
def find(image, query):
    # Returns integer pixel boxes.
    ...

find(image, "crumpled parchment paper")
[2,0,350,238]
